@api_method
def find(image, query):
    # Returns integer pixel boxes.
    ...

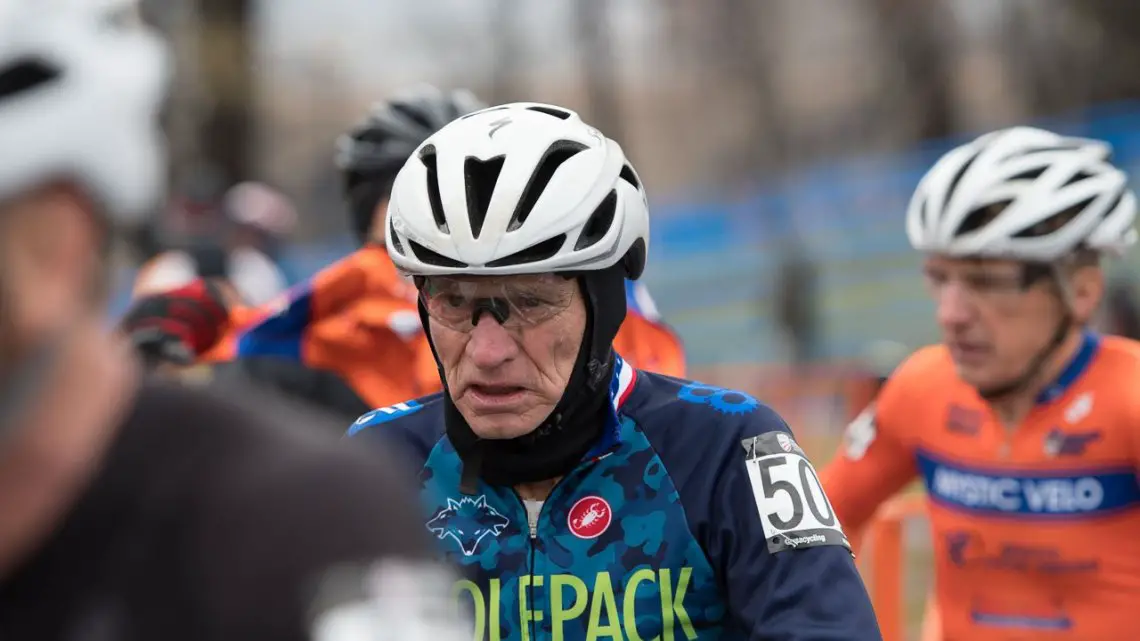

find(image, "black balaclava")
[419,263,629,491]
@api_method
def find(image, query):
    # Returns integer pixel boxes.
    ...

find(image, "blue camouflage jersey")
[348,356,881,640]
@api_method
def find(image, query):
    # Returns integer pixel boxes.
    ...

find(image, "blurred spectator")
[221,181,298,262]
[220,180,298,298]
[129,181,295,307]
[772,236,820,365]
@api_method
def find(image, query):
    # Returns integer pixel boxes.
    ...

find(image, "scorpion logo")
[567,496,613,539]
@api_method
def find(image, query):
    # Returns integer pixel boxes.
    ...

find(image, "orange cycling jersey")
[201,247,686,407]
[821,332,1140,641]
[203,245,439,407]
[614,280,686,378]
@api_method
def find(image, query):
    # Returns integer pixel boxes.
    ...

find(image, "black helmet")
[335,84,486,244]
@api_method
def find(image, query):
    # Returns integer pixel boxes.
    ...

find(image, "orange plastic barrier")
[857,494,941,641]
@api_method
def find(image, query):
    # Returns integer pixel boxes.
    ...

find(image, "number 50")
[756,456,836,530]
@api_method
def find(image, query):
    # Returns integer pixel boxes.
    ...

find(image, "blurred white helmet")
[0,0,170,222]
[223,181,298,237]
[906,126,1138,262]
[385,102,650,278]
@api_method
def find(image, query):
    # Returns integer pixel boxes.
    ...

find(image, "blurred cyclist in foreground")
[821,126,1140,641]
[350,101,881,639]
[0,3,464,639]
[122,86,686,421]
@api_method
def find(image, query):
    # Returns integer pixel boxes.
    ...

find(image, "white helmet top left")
[0,0,171,222]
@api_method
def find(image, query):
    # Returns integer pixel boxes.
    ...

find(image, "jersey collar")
[1035,330,1100,405]
[583,353,637,460]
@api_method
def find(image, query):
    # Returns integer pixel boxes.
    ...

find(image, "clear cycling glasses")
[420,274,577,331]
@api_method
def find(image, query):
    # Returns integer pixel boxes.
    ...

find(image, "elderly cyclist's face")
[423,274,585,439]
[924,255,1068,391]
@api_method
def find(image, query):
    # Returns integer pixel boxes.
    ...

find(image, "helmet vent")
[408,239,467,268]
[0,57,59,102]
[1065,170,1095,185]
[1012,200,1092,239]
[955,201,1008,237]
[526,105,571,120]
[507,140,588,231]
[486,234,567,268]
[1006,166,1047,182]
[619,164,641,191]
[575,190,617,251]
[418,145,450,233]
[945,146,982,198]
[463,155,505,240]
[388,218,406,256]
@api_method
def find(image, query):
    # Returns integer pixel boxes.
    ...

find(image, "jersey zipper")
[510,469,580,641]
[526,503,540,538]
[508,445,618,640]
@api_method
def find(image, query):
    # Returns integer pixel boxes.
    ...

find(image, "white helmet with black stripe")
[906,126,1137,261]
[384,102,650,280]
[0,0,170,222]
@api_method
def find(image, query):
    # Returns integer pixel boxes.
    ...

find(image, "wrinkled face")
[923,255,1097,392]
[423,273,586,439]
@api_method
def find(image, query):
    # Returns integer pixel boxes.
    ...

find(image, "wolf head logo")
[426,496,510,556]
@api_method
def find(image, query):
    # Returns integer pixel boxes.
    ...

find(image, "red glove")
[120,279,229,366]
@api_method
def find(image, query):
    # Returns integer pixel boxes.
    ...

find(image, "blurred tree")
[998,0,1140,119]
[140,0,202,194]
[195,0,256,191]
[1051,0,1140,105]
[869,0,958,140]
[572,0,626,143]
[997,0,1096,117]
[717,0,790,173]
[667,0,789,186]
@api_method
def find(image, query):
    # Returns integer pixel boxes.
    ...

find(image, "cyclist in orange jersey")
[820,126,1140,641]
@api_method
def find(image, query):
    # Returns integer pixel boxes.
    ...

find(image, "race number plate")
[741,432,851,554]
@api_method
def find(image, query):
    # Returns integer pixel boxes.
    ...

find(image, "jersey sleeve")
[707,405,882,640]
[345,396,444,470]
[818,364,918,536]
[199,303,264,362]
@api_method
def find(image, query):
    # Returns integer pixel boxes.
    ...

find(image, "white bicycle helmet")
[0,0,170,222]
[906,126,1138,262]
[385,102,650,279]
